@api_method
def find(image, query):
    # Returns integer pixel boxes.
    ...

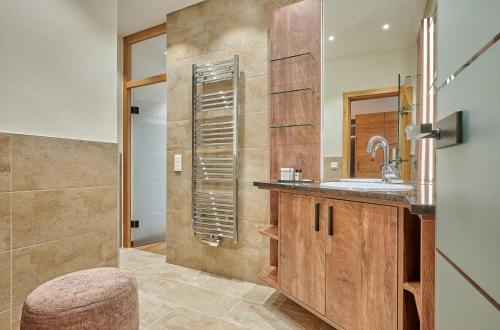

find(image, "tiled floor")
[120,248,335,329]
[135,242,167,256]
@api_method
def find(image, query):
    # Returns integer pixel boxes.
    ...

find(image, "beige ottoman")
[21,268,139,330]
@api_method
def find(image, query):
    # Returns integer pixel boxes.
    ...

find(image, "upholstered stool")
[21,268,139,330]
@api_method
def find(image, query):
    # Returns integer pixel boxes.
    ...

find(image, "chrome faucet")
[366,135,400,183]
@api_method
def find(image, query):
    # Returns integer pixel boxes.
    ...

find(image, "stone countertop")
[253,180,435,215]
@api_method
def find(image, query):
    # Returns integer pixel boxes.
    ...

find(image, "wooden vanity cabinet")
[279,193,326,314]
[325,199,398,330]
[279,193,398,329]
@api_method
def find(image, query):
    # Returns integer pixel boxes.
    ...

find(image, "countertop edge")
[253,181,435,216]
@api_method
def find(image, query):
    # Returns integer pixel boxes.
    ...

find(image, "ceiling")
[324,0,427,60]
[118,0,204,36]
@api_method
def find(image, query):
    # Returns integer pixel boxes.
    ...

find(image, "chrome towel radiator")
[192,55,239,246]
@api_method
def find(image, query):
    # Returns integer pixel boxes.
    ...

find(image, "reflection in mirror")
[322,0,435,182]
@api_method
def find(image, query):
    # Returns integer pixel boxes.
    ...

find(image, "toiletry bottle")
[294,169,300,181]
[298,169,303,181]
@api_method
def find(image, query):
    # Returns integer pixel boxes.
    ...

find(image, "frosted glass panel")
[131,34,166,80]
[131,82,167,246]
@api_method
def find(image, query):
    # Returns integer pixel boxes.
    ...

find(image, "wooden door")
[355,111,399,178]
[326,200,398,329]
[280,193,326,314]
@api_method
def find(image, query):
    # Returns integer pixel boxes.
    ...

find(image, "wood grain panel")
[420,216,435,330]
[270,0,321,60]
[271,54,316,94]
[326,200,398,329]
[271,126,315,145]
[279,193,325,314]
[271,89,313,126]
[271,144,319,181]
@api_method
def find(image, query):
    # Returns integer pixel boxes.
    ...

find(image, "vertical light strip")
[428,17,435,182]
[421,19,428,183]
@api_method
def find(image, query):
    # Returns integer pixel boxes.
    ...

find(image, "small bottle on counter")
[294,169,300,181]
[298,169,303,181]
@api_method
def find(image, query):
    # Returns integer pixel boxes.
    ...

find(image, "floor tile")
[148,307,243,330]
[224,301,302,330]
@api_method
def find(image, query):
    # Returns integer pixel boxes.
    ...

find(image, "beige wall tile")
[166,210,193,244]
[244,76,269,114]
[167,180,191,212]
[167,25,210,63]
[12,230,117,306]
[12,187,118,248]
[323,156,343,180]
[11,135,118,191]
[167,120,192,151]
[0,134,11,193]
[0,310,11,330]
[0,194,11,252]
[238,183,269,220]
[167,151,192,181]
[167,86,192,122]
[0,252,11,312]
[11,305,22,330]
[239,148,270,183]
[240,112,269,149]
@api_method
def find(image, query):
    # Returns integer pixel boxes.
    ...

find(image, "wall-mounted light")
[328,35,335,41]
[382,23,390,30]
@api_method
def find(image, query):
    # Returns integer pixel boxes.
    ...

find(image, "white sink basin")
[339,178,382,183]
[320,181,414,191]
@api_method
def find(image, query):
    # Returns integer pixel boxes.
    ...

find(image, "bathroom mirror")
[322,0,431,181]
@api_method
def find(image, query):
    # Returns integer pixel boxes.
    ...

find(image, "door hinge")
[131,220,139,228]
[131,106,140,114]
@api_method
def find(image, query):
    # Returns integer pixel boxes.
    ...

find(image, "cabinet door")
[325,200,398,329]
[279,192,325,314]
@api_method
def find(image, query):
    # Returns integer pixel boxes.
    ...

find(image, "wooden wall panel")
[271,54,316,94]
[269,0,321,182]
[270,0,321,60]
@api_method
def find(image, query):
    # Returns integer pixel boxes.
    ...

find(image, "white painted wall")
[0,0,118,143]
[323,46,417,157]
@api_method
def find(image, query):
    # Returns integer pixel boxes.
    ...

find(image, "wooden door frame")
[341,87,399,178]
[122,23,167,248]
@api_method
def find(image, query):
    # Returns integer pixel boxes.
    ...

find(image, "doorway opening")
[342,87,403,179]
[122,24,167,255]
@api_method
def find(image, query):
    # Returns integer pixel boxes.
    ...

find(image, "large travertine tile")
[166,209,193,243]
[167,24,210,63]
[12,186,118,248]
[239,148,270,183]
[11,304,22,330]
[149,306,243,330]
[161,282,239,318]
[240,112,269,149]
[224,301,302,330]
[133,271,178,299]
[12,230,117,306]
[119,248,164,273]
[167,86,192,122]
[167,150,192,181]
[11,135,118,191]
[0,310,11,330]
[0,134,11,193]
[202,274,274,304]
[238,217,268,249]
[238,182,269,220]
[0,194,10,252]
[138,290,174,328]
[0,252,11,312]
[208,5,269,53]
[167,180,191,212]
[167,120,191,151]
[150,261,212,287]
[244,76,269,114]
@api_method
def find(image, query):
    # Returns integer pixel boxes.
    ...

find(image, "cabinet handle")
[314,203,320,231]
[328,206,334,236]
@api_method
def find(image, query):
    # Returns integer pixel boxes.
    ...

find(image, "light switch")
[174,154,182,172]
[330,161,338,170]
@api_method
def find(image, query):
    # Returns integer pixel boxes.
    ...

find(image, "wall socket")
[330,161,338,170]
[174,154,182,172]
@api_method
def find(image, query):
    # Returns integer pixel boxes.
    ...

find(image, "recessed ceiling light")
[383,23,390,30]
[328,35,335,41]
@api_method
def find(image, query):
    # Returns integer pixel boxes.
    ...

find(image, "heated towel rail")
[192,55,239,246]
